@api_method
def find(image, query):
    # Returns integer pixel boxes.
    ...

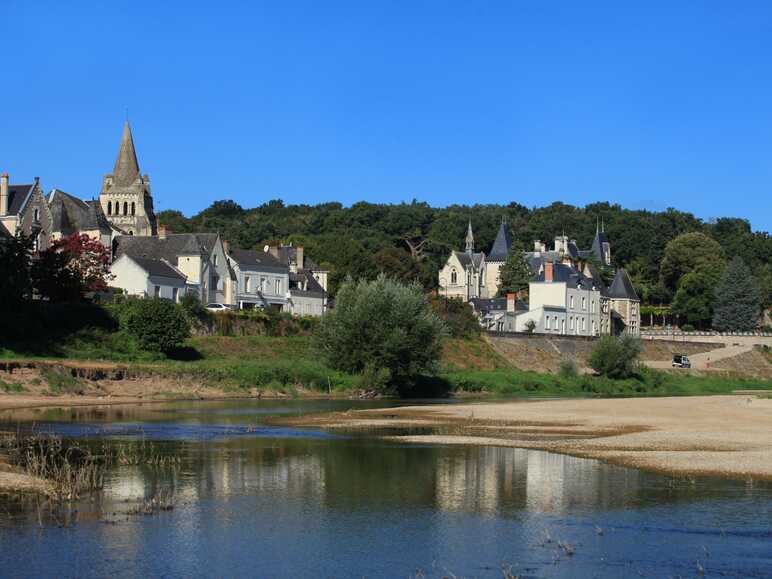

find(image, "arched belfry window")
[131,202,136,216]
[107,201,112,215]
[450,269,458,285]
[123,202,128,215]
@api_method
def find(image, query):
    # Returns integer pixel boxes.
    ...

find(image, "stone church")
[98,121,157,236]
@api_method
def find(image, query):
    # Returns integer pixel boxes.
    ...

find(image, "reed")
[1,431,106,499]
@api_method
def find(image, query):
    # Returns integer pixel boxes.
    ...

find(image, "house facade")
[112,231,233,304]
[228,248,290,311]
[110,254,187,301]
[0,174,53,252]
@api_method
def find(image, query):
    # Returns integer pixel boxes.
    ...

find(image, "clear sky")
[2,1,771,231]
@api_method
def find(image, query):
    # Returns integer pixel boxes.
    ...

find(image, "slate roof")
[534,262,599,291]
[5,184,34,216]
[112,121,141,187]
[453,251,484,269]
[289,271,326,298]
[488,221,513,261]
[470,297,527,313]
[114,233,210,264]
[229,248,288,274]
[49,189,113,234]
[275,246,322,272]
[607,268,639,300]
[129,256,186,280]
[591,231,609,263]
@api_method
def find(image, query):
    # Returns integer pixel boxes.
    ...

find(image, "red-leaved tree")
[32,234,114,302]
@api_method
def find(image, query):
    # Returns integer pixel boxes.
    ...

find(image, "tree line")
[158,199,771,318]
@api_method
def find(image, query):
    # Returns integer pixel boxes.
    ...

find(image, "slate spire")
[113,121,141,187]
[488,219,513,262]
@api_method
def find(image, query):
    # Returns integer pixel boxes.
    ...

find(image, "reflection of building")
[433,445,644,516]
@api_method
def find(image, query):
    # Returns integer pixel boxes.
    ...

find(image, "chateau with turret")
[438,220,640,336]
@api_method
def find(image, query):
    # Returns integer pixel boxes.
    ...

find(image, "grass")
[0,431,107,499]
[41,369,85,395]
[4,325,772,398]
[441,365,772,397]
[0,379,26,393]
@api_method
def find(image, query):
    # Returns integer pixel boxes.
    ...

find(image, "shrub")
[681,323,695,332]
[313,275,447,395]
[117,298,190,354]
[429,296,480,338]
[587,335,643,379]
[180,292,208,320]
[525,320,536,334]
[558,358,578,378]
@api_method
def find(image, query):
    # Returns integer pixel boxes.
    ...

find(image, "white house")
[112,229,234,305]
[110,254,187,301]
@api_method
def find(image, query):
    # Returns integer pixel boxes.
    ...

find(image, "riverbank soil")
[275,395,772,480]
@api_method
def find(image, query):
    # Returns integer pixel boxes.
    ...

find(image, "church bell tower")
[99,121,157,236]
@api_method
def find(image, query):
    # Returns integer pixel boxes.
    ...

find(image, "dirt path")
[274,395,772,480]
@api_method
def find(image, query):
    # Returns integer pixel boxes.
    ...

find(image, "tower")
[465,220,474,254]
[99,121,157,236]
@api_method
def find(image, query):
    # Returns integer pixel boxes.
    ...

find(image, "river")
[1,399,771,578]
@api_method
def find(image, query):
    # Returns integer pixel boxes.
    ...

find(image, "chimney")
[296,246,304,271]
[545,261,554,283]
[533,240,541,252]
[158,224,167,239]
[0,172,8,216]
[223,240,230,255]
[506,293,516,313]
[269,245,279,259]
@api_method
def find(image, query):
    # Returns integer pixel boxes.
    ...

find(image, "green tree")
[712,256,761,331]
[497,242,532,296]
[313,275,446,394]
[671,271,715,329]
[0,233,32,310]
[118,298,190,353]
[660,232,726,291]
[587,335,643,379]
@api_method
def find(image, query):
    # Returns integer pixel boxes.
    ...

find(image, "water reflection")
[1,400,771,578]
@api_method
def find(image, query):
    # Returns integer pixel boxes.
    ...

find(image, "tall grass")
[1,432,107,499]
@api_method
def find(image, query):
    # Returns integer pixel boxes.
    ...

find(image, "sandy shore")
[274,395,772,480]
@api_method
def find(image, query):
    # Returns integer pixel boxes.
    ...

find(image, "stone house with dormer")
[0,174,53,252]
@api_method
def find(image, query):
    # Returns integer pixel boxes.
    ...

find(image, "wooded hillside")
[157,199,771,308]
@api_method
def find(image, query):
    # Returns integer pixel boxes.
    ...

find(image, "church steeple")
[465,220,474,254]
[112,121,141,187]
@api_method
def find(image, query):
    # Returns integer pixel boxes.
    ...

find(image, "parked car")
[206,303,230,312]
[672,353,691,369]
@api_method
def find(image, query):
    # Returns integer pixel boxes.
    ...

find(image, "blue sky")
[2,1,771,231]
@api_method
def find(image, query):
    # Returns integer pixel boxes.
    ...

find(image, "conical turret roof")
[112,121,141,187]
[608,268,639,300]
[488,220,513,261]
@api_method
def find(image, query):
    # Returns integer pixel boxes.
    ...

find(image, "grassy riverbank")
[2,332,772,399]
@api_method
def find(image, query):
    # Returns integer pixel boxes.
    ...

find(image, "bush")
[525,320,536,334]
[313,275,447,395]
[429,296,480,338]
[116,299,190,354]
[587,335,643,379]
[681,323,695,332]
[180,292,208,320]
[558,358,578,378]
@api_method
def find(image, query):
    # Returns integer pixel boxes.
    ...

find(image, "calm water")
[1,399,771,578]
